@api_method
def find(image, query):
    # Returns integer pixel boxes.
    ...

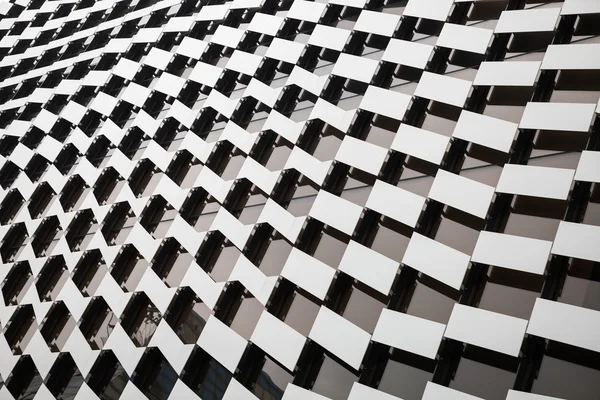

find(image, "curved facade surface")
[0,0,599,398]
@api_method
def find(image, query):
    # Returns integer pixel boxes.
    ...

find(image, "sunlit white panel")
[445,304,528,356]
[520,102,596,132]
[338,241,400,295]
[251,311,306,371]
[452,110,518,152]
[197,315,247,373]
[471,232,551,275]
[527,298,600,353]
[495,8,560,33]
[429,170,495,219]
[372,309,445,359]
[402,233,471,290]
[309,306,371,370]
[552,221,600,263]
[496,165,574,200]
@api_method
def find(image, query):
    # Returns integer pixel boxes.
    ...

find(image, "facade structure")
[0,0,598,399]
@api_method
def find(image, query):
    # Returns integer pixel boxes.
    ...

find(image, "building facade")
[0,0,599,399]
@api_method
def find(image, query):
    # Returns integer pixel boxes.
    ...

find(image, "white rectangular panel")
[308,24,350,52]
[444,304,528,356]
[520,102,596,132]
[496,164,574,200]
[574,150,600,183]
[360,85,412,121]
[404,0,455,21]
[348,383,403,400]
[452,110,518,152]
[332,53,379,83]
[281,248,336,300]
[353,10,400,37]
[365,180,426,228]
[382,39,434,69]
[437,23,493,54]
[250,311,306,371]
[282,384,332,400]
[197,315,247,373]
[474,61,541,87]
[495,8,560,33]
[423,382,484,400]
[338,241,400,295]
[402,233,471,290]
[542,43,600,70]
[506,390,565,400]
[415,72,472,108]
[471,232,551,275]
[372,309,445,359]
[335,136,388,175]
[552,221,600,263]
[561,0,600,15]
[429,170,495,219]
[309,306,371,370]
[287,0,326,23]
[392,124,450,165]
[309,190,363,236]
[527,298,600,353]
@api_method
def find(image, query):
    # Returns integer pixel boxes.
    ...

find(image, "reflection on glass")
[102,365,128,400]
[341,283,387,333]
[253,358,289,400]
[207,242,240,283]
[433,211,481,255]
[421,113,456,137]
[282,290,321,337]
[340,186,371,207]
[311,355,358,400]
[258,236,293,277]
[81,298,117,350]
[180,163,203,188]
[339,168,375,207]
[6,356,43,399]
[237,192,267,225]
[312,133,343,162]
[152,240,192,288]
[406,275,460,325]
[364,124,396,149]
[502,197,563,242]
[460,164,503,187]
[369,217,411,263]
[483,104,525,124]
[111,246,148,292]
[532,342,600,400]
[582,200,600,227]
[378,350,435,400]
[312,228,348,269]
[478,268,542,320]
[450,347,516,400]
[131,348,178,400]
[183,349,232,399]
[286,179,318,217]
[6,307,37,355]
[229,296,263,341]
[144,354,178,400]
[264,142,292,172]
[396,171,435,197]
[121,294,161,347]
[558,259,600,312]
[2,261,34,305]
[528,151,581,169]
[220,152,246,181]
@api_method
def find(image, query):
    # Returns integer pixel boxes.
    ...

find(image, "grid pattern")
[0,0,599,399]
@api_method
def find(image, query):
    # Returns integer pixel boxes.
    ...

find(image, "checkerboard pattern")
[0,0,599,399]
